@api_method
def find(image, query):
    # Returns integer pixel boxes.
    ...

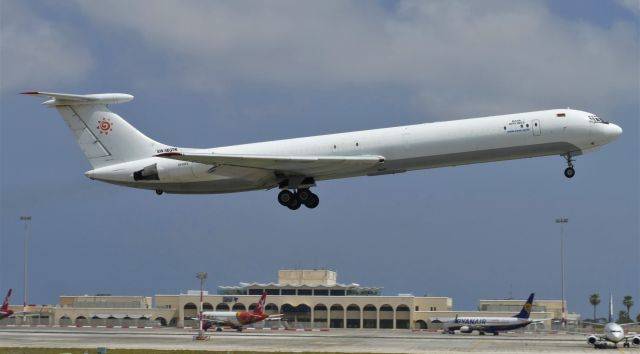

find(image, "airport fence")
[0,316,161,328]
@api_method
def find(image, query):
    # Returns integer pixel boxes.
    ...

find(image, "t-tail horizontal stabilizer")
[20,92,133,106]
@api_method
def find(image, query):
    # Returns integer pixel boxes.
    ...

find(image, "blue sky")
[1,0,638,319]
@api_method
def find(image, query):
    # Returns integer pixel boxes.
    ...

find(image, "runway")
[0,327,631,353]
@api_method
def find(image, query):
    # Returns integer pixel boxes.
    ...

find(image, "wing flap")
[157,152,385,176]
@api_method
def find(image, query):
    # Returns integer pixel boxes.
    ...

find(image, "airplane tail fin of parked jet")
[254,291,267,315]
[513,293,535,319]
[21,92,170,169]
[1,289,12,312]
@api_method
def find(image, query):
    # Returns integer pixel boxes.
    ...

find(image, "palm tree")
[623,295,634,318]
[589,293,601,322]
[618,310,630,323]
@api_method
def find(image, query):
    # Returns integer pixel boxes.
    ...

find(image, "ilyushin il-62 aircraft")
[23,92,622,210]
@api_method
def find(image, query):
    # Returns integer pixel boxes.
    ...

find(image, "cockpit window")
[588,115,609,124]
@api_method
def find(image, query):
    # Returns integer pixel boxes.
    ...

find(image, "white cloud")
[617,0,640,15]
[70,1,639,117]
[0,1,93,93]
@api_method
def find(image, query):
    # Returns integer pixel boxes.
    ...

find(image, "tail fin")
[254,291,267,315]
[1,289,12,312]
[22,92,170,169]
[513,293,535,319]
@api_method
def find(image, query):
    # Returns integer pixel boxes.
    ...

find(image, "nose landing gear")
[278,189,319,210]
[562,153,575,178]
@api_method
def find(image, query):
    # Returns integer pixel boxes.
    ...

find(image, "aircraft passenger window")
[503,127,506,130]
[526,124,529,127]
[535,123,538,127]
[356,142,359,146]
[333,145,336,149]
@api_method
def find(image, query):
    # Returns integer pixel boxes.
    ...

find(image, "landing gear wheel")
[155,189,163,195]
[562,153,576,179]
[287,196,302,210]
[564,167,575,178]
[297,189,312,203]
[216,327,222,332]
[304,193,320,209]
[278,190,295,206]
[624,342,630,348]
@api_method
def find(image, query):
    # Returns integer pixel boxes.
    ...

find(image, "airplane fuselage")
[87,109,621,194]
[603,322,626,343]
[444,316,533,334]
[202,310,267,329]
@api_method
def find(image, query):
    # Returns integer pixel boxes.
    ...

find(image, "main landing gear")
[562,153,576,178]
[278,189,320,210]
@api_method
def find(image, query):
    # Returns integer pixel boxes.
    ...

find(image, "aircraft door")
[532,119,541,136]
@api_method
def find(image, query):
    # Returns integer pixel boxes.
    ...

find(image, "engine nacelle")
[459,326,472,333]
[587,335,598,344]
[202,320,214,331]
[157,160,197,182]
[632,336,640,345]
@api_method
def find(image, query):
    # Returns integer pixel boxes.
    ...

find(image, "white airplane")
[200,292,283,332]
[22,92,622,209]
[442,293,539,335]
[585,294,640,349]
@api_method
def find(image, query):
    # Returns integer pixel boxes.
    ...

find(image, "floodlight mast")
[196,272,208,337]
[555,218,568,328]
[19,216,31,309]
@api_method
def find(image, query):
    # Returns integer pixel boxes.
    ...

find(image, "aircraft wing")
[530,319,546,324]
[620,322,640,327]
[157,152,385,177]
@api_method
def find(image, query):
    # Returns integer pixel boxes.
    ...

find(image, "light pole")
[555,218,568,328]
[195,272,208,340]
[19,216,31,308]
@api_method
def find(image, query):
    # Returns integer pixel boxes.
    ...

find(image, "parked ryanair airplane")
[443,293,538,335]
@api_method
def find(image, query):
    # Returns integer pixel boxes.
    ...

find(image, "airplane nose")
[606,123,623,141]
[610,123,623,137]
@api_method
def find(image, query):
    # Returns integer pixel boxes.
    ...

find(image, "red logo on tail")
[97,117,113,135]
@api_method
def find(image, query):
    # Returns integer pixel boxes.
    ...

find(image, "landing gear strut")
[562,153,575,178]
[278,189,320,210]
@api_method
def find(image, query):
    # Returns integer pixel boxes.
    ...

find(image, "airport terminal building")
[2,269,577,329]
